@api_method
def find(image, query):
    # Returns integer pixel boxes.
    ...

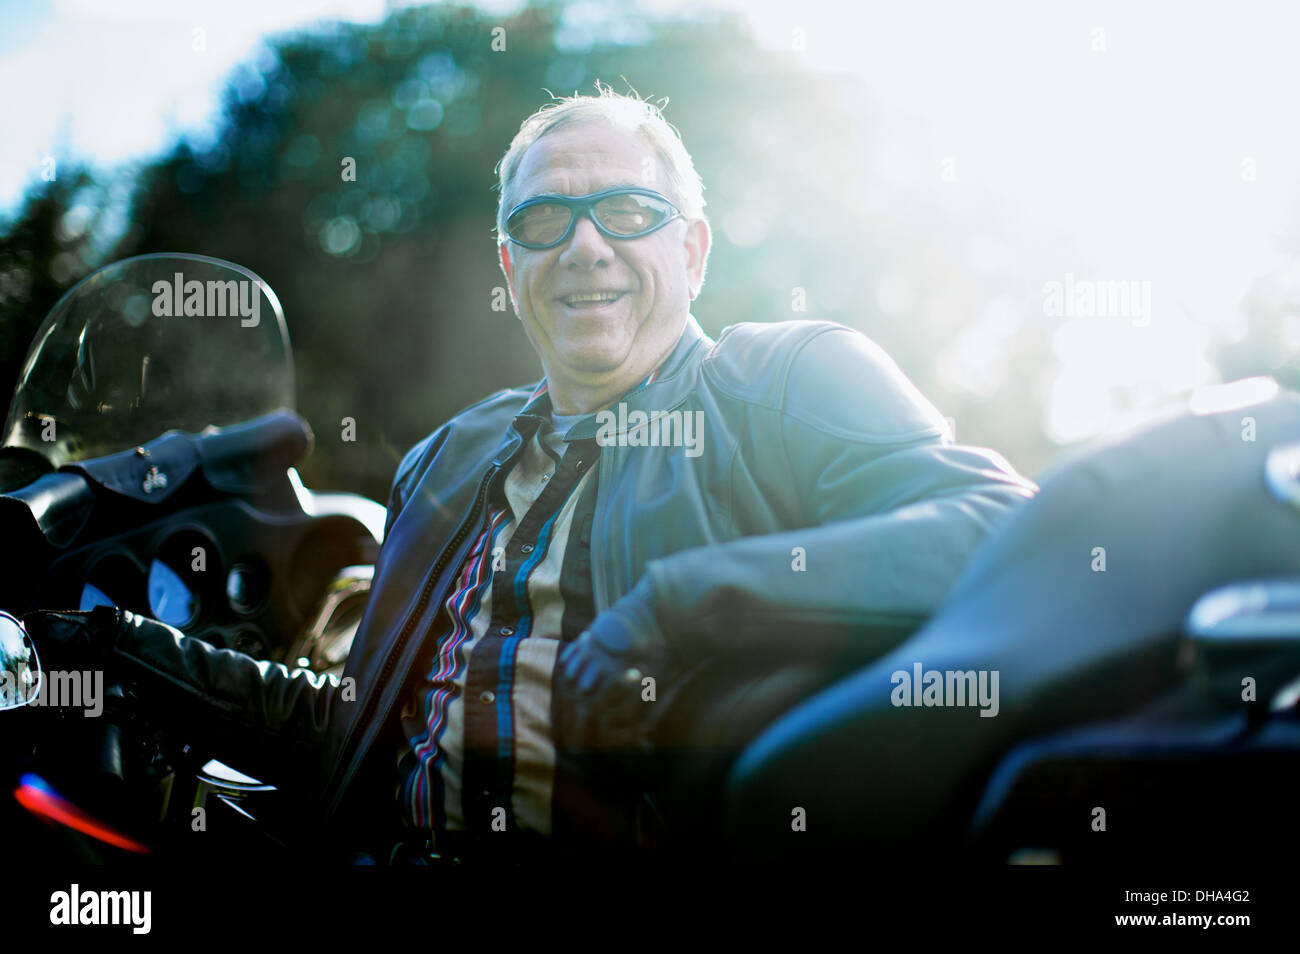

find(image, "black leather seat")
[719,388,1300,857]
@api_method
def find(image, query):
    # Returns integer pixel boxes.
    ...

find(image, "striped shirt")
[396,369,659,842]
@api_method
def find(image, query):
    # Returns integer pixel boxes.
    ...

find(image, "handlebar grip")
[74,684,130,786]
[94,721,124,782]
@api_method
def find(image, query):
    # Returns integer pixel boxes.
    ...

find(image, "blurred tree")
[0,166,109,425]
[0,0,1130,499]
[1211,264,1300,394]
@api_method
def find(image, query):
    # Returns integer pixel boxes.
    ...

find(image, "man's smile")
[556,290,628,310]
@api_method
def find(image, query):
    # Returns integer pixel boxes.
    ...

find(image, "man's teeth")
[565,292,622,304]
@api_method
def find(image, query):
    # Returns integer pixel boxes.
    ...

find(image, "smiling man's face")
[499,119,710,414]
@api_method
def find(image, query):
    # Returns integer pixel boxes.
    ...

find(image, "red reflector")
[14,775,151,854]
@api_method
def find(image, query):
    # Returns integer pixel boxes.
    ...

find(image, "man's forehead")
[512,121,667,196]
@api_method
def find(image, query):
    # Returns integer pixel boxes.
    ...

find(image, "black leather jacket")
[100,315,1038,852]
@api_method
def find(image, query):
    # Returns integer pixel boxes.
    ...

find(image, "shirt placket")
[460,437,597,833]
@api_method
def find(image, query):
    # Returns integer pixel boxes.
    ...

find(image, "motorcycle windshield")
[2,254,293,467]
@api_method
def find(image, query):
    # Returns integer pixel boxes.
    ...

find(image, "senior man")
[25,89,1036,862]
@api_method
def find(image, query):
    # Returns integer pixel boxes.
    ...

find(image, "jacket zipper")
[591,447,614,614]
[326,461,500,814]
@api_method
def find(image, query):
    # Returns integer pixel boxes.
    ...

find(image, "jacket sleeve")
[383,430,440,540]
[98,434,440,791]
[605,325,1038,664]
[102,609,344,790]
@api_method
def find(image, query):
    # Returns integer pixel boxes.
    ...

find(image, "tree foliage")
[5,1,1291,501]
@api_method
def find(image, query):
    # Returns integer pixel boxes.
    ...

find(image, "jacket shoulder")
[703,320,949,443]
[390,384,535,496]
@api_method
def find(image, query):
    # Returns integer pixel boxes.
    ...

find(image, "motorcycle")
[3,251,1299,867]
[719,376,1300,864]
[0,253,384,862]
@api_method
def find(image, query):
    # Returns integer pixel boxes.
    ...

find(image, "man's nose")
[557,212,615,267]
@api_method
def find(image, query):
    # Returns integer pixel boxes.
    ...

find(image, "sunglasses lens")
[593,193,675,235]
[507,192,678,247]
[507,203,571,247]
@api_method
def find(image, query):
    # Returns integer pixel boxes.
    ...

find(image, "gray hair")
[495,84,707,241]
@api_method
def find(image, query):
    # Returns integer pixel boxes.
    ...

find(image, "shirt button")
[520,543,534,554]
[479,691,495,704]
[499,626,514,636]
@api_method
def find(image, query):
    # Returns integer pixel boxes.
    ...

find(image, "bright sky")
[4,0,1299,444]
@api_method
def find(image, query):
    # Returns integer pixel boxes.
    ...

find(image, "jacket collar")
[510,313,713,443]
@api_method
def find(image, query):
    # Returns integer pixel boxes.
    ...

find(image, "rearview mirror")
[0,611,41,710]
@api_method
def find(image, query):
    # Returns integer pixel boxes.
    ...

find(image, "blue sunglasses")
[504,186,683,250]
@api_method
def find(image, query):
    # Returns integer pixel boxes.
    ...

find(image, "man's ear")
[498,241,514,284]
[682,218,711,300]
[498,242,520,317]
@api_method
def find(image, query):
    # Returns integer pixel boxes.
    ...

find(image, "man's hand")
[22,605,125,673]
[555,587,674,761]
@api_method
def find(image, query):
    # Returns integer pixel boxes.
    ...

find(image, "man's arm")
[24,430,447,792]
[645,444,1033,661]
[24,607,344,791]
